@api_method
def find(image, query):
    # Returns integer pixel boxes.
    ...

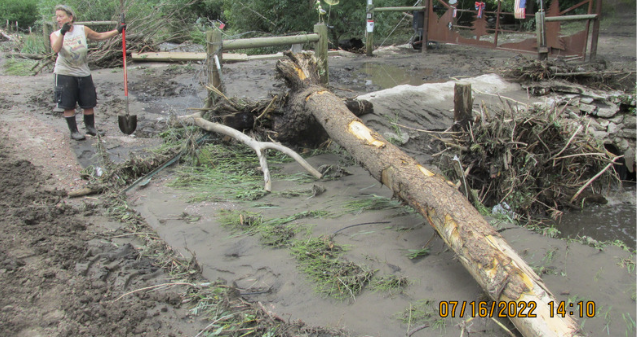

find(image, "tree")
[0,0,38,29]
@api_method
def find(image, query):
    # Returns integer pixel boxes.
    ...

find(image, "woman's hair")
[54,5,76,22]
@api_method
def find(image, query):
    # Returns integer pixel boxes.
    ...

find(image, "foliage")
[3,58,38,76]
[38,0,119,27]
[0,0,39,29]
[37,0,214,42]
[20,33,48,54]
[222,0,316,36]
[320,0,367,43]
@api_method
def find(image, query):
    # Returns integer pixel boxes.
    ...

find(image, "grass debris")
[290,236,376,301]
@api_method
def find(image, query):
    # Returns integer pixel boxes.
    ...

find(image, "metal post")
[366,0,374,56]
[314,23,329,85]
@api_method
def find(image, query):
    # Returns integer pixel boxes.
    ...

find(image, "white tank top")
[53,25,91,77]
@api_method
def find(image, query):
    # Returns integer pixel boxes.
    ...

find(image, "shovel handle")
[121,13,128,98]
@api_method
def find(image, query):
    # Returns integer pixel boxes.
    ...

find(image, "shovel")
[118,13,137,135]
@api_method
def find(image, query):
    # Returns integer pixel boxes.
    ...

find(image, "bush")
[0,0,39,29]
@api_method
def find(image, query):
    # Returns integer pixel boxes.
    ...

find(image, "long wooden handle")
[122,28,127,98]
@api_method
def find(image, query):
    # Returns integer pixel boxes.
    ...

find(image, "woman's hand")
[60,23,72,35]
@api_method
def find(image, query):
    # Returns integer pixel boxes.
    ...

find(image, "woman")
[50,5,125,140]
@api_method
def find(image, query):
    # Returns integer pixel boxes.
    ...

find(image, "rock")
[580,97,595,104]
[623,115,636,127]
[610,116,624,124]
[579,103,597,115]
[585,117,604,131]
[625,148,635,173]
[607,122,619,134]
[621,129,636,139]
[595,102,619,118]
[567,111,580,119]
[590,130,609,141]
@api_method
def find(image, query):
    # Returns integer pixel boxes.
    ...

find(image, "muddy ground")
[0,10,636,337]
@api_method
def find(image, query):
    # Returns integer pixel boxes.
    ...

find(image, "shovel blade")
[118,114,137,135]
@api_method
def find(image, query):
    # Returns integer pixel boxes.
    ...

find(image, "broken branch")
[178,112,322,191]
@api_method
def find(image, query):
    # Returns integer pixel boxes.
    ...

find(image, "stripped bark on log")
[275,51,581,337]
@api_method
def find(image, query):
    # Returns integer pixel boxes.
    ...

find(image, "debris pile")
[438,101,624,222]
[502,58,636,92]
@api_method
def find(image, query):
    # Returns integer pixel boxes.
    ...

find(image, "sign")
[366,20,374,32]
[367,0,373,5]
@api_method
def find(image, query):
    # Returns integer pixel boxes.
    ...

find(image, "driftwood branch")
[4,52,52,60]
[177,112,322,191]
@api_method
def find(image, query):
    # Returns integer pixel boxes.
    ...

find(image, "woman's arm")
[50,31,64,53]
[85,26,120,41]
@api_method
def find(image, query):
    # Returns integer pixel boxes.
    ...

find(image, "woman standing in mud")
[50,5,125,140]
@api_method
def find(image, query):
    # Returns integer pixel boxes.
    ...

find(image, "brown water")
[361,63,433,89]
[554,188,636,248]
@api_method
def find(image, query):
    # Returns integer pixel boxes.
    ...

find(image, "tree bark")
[275,51,581,337]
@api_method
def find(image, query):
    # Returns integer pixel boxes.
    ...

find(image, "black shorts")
[54,74,97,110]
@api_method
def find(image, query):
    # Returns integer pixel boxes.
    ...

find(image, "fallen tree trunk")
[276,52,580,337]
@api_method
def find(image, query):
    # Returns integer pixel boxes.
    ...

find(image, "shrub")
[0,0,39,29]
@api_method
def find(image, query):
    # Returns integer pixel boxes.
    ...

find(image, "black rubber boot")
[83,114,104,136]
[65,116,86,141]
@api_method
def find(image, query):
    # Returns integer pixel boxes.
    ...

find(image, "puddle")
[360,63,433,89]
[553,188,636,247]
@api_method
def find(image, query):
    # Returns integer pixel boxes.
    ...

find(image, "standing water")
[553,186,636,248]
[361,63,432,89]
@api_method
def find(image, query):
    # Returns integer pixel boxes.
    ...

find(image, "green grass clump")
[218,209,327,247]
[342,194,408,214]
[218,209,264,235]
[406,248,430,260]
[4,58,37,76]
[369,275,410,295]
[394,299,446,332]
[170,142,308,203]
[289,236,375,300]
[20,34,48,54]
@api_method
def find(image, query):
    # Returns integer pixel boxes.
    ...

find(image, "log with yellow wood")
[275,51,581,337]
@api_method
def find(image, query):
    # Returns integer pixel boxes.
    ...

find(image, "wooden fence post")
[205,29,224,109]
[453,82,473,131]
[588,0,602,61]
[536,10,548,60]
[313,23,328,85]
[421,6,429,54]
